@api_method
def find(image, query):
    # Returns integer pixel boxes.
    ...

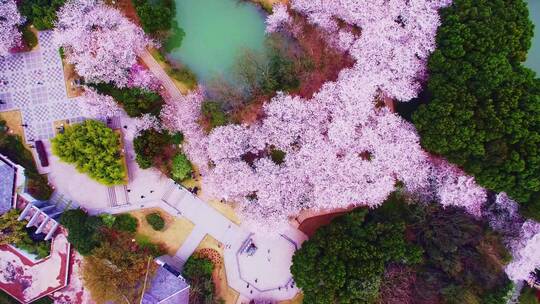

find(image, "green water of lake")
[167,0,267,83]
[526,0,539,74]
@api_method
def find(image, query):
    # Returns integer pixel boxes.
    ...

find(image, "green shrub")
[113,214,138,233]
[170,132,184,145]
[519,286,540,304]
[99,214,116,228]
[145,213,165,231]
[89,82,164,118]
[171,153,193,182]
[270,149,286,165]
[169,66,197,89]
[51,120,126,186]
[201,101,229,131]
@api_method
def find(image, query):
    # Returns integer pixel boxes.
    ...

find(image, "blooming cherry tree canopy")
[54,0,150,87]
[0,0,24,57]
[160,0,490,233]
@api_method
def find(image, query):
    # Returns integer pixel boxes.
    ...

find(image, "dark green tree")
[171,153,193,182]
[291,207,423,304]
[113,214,138,233]
[60,209,103,255]
[89,82,164,118]
[19,0,65,30]
[412,0,540,218]
[133,129,172,169]
[292,194,513,304]
[132,0,175,35]
[0,120,52,200]
[182,256,216,304]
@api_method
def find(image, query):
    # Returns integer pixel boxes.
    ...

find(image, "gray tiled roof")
[142,267,190,304]
[0,158,15,214]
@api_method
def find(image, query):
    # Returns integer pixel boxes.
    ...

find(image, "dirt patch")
[195,235,240,303]
[62,60,84,98]
[129,208,195,256]
[107,0,141,25]
[207,199,241,225]
[279,293,304,304]
[0,111,25,140]
[298,211,350,238]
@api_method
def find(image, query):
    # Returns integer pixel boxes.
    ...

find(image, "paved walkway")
[0,31,84,143]
[94,182,304,301]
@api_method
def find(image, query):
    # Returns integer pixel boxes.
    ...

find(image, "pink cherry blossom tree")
[266,3,291,33]
[54,0,150,87]
[160,89,210,174]
[0,0,24,57]
[506,220,540,281]
[80,88,123,119]
[158,0,492,232]
[128,63,161,91]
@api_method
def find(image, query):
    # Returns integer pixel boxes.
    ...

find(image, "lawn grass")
[278,293,304,304]
[0,111,26,141]
[129,208,195,256]
[148,48,193,93]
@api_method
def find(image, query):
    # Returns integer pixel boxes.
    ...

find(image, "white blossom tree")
[158,0,493,232]
[80,88,123,119]
[54,0,150,87]
[0,0,24,57]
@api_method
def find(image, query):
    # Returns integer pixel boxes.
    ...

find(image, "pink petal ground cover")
[0,232,70,303]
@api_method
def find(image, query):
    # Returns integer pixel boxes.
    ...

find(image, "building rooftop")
[0,156,16,214]
[0,233,71,304]
[142,266,190,304]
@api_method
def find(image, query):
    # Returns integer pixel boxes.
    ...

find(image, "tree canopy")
[133,129,172,169]
[171,153,193,182]
[291,194,512,303]
[89,82,164,118]
[60,209,103,255]
[51,120,126,185]
[19,0,65,30]
[81,229,158,304]
[182,256,216,304]
[132,0,175,35]
[412,0,540,218]
[291,204,423,304]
